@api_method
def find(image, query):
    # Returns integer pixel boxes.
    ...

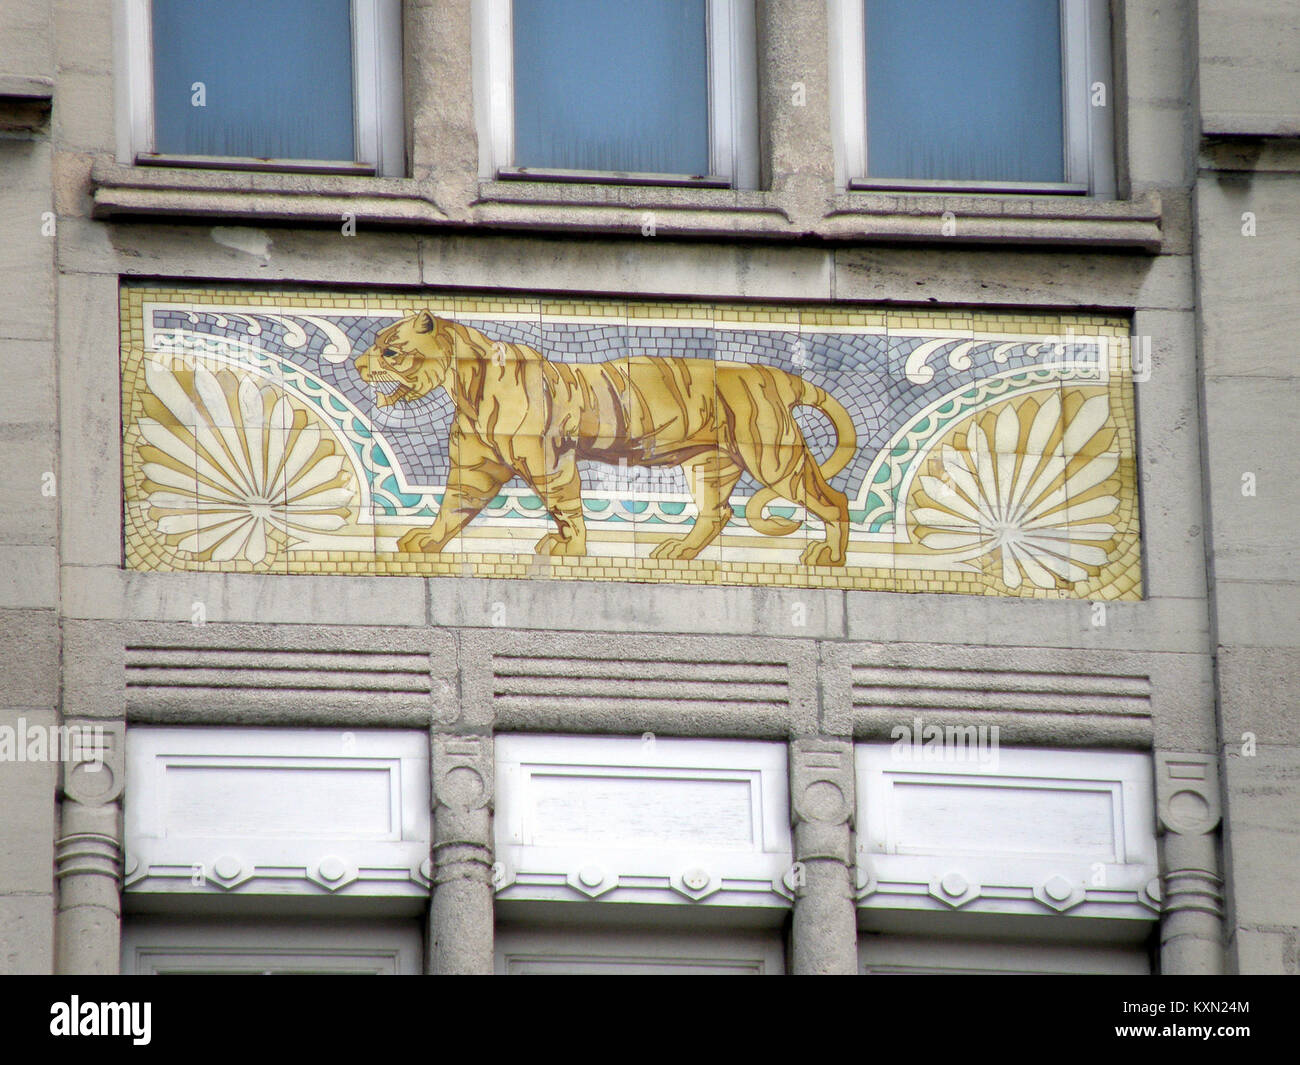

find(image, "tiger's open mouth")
[367,372,411,406]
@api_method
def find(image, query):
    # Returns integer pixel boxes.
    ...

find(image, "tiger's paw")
[534,532,585,557]
[800,541,845,567]
[397,529,447,553]
[650,537,703,561]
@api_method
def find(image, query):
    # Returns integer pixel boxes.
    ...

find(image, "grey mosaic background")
[151,308,1086,501]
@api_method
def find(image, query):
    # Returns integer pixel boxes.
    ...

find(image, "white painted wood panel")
[859,935,1149,975]
[495,734,793,907]
[125,727,431,898]
[122,918,423,974]
[855,744,1160,923]
[496,927,784,974]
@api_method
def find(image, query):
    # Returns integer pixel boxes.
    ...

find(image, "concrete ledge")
[824,190,1164,250]
[0,73,52,133]
[90,161,449,226]
[1201,114,1300,139]
[89,160,1165,250]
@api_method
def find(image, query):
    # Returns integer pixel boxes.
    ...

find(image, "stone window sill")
[0,73,53,133]
[89,161,1164,250]
[824,190,1164,250]
[89,161,449,226]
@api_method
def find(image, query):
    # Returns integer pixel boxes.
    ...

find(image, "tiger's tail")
[745,379,857,537]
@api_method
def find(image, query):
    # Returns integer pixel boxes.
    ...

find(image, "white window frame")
[114,0,404,176]
[496,926,786,974]
[123,726,431,899]
[473,0,759,188]
[854,744,1159,923]
[494,733,792,908]
[121,918,424,974]
[858,935,1150,975]
[829,0,1115,196]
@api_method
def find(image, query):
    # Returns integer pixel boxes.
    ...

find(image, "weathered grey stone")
[1221,746,1300,929]
[1127,102,1195,190]
[833,246,1195,311]
[49,67,114,155]
[0,0,52,80]
[0,896,54,975]
[460,628,820,736]
[0,139,54,342]
[1131,309,1208,600]
[1197,0,1300,135]
[422,234,835,301]
[55,216,425,287]
[429,731,494,974]
[0,707,57,894]
[0,611,58,706]
[430,576,844,641]
[404,0,478,208]
[0,425,56,544]
[1196,176,1300,377]
[113,621,456,726]
[60,568,428,627]
[0,547,57,608]
[56,270,122,568]
[1217,647,1300,746]
[1214,580,1300,650]
[844,592,1209,655]
[823,640,1159,746]
[1229,927,1298,975]
[0,339,56,425]
[1203,376,1300,582]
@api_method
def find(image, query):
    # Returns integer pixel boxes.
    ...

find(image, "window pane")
[152,0,355,161]
[513,0,709,175]
[865,0,1064,183]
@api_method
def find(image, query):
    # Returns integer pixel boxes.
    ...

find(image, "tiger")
[354,310,858,565]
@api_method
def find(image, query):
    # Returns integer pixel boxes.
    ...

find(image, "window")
[121,727,431,973]
[122,919,424,975]
[115,0,403,175]
[859,936,1150,975]
[496,927,785,974]
[474,0,758,187]
[830,0,1115,195]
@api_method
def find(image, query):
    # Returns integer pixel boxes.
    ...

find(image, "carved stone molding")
[59,720,125,806]
[54,830,123,887]
[790,737,854,865]
[432,734,493,810]
[1162,867,1226,919]
[1153,751,1225,974]
[1155,752,1222,836]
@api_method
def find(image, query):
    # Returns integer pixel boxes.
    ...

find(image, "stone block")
[0,706,57,894]
[0,895,54,975]
[1221,745,1300,929]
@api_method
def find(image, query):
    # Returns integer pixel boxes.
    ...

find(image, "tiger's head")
[354,310,465,406]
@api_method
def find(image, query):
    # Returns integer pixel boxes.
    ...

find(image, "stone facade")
[0,0,1296,974]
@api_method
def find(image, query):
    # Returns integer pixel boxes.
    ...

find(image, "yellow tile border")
[120,283,1140,599]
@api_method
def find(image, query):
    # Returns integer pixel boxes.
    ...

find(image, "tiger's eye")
[382,347,399,360]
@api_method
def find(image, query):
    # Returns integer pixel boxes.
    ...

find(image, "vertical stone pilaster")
[54,720,124,975]
[1155,752,1225,974]
[789,737,857,975]
[428,732,495,974]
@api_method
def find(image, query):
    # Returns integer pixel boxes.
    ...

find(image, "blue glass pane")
[152,0,355,161]
[866,0,1064,182]
[513,0,709,175]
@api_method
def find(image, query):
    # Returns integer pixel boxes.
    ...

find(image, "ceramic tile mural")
[120,286,1142,599]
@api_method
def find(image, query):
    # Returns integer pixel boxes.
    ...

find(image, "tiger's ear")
[413,310,436,334]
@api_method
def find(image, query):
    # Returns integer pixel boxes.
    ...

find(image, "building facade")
[0,0,1296,974]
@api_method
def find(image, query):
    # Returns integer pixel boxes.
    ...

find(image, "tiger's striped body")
[355,312,856,565]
